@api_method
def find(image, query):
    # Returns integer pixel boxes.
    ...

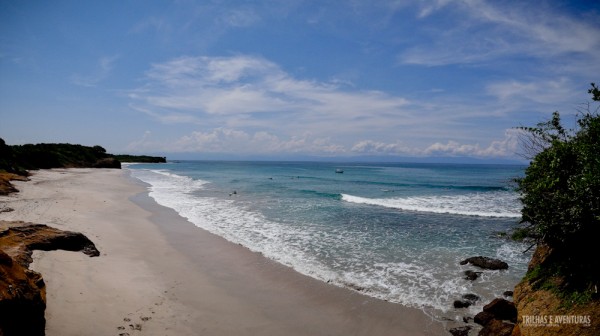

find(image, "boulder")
[454,300,471,308]
[478,319,515,336]
[462,293,480,304]
[460,256,508,270]
[483,298,517,322]
[503,290,513,297]
[465,270,483,281]
[449,325,472,336]
[474,311,495,326]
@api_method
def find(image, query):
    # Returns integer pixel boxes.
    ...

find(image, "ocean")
[128,161,531,320]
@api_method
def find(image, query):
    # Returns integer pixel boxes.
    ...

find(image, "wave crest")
[341,193,521,218]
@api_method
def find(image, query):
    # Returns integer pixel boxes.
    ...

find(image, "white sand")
[0,168,446,335]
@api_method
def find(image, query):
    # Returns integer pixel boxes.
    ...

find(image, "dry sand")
[0,168,446,335]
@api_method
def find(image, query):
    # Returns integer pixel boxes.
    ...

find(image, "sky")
[1,0,599,162]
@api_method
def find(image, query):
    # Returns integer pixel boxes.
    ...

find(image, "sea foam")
[341,192,522,218]
[130,166,529,319]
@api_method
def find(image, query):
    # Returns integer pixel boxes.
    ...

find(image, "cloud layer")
[127,55,524,158]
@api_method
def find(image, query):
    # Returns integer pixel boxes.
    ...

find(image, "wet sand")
[0,168,446,335]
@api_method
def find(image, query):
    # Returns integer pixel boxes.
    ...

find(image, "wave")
[341,193,522,218]
[129,167,528,316]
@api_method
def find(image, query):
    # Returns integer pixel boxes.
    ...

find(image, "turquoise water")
[129,161,530,319]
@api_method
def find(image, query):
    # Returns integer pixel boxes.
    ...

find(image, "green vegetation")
[516,83,599,303]
[0,140,119,174]
[114,154,166,163]
[0,139,166,194]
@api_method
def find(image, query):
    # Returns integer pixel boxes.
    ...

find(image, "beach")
[0,168,446,336]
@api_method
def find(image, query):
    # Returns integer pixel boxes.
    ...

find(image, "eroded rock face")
[513,244,600,336]
[0,249,47,336]
[0,223,100,268]
[478,319,515,336]
[0,221,100,336]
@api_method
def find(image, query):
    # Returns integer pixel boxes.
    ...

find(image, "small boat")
[335,169,344,174]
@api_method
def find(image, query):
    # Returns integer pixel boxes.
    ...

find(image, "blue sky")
[1,1,599,161]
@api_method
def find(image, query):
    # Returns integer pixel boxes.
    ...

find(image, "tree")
[516,83,599,294]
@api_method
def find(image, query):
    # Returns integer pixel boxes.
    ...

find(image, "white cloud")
[424,128,521,157]
[136,128,346,155]
[218,8,261,28]
[400,1,600,66]
[130,55,413,136]
[127,54,536,159]
[71,55,119,87]
[125,126,522,159]
[351,140,416,155]
[486,78,577,104]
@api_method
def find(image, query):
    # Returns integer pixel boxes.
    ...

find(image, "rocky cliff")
[512,244,599,336]
[0,221,99,336]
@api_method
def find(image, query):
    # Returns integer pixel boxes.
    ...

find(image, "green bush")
[516,83,599,294]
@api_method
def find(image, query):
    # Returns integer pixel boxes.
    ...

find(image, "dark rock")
[462,293,480,304]
[503,290,513,297]
[474,311,495,326]
[464,270,482,281]
[454,300,471,308]
[463,316,473,323]
[460,256,508,270]
[93,157,121,169]
[482,298,517,322]
[0,248,46,336]
[449,325,472,336]
[478,319,514,336]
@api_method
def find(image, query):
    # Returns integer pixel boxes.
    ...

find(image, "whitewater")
[129,161,531,320]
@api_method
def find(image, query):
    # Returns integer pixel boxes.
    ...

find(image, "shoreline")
[0,168,446,335]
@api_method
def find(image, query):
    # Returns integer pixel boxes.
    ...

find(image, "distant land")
[0,138,165,195]
[164,152,527,165]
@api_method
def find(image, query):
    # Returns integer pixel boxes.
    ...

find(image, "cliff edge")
[0,221,99,336]
[512,244,599,336]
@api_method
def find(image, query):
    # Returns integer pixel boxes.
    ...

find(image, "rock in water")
[454,300,471,308]
[464,270,482,281]
[460,256,508,270]
[462,293,480,304]
[448,325,471,336]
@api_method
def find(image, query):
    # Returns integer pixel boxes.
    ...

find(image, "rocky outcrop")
[460,256,509,270]
[472,298,518,336]
[512,244,600,336]
[0,222,100,267]
[478,319,515,336]
[0,221,100,336]
[92,157,121,169]
[0,248,47,336]
[482,298,517,322]
[0,172,28,195]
